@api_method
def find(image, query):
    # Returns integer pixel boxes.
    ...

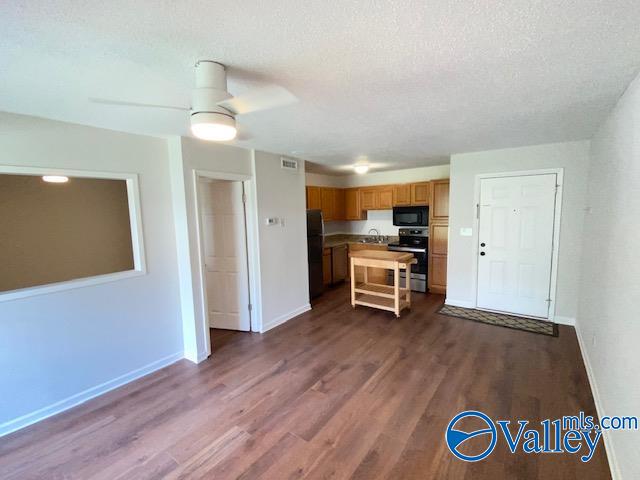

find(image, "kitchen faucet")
[368,228,381,241]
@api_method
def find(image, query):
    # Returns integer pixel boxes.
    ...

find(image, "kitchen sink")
[358,237,387,244]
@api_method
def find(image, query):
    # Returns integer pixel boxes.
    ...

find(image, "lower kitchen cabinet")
[323,248,332,286]
[429,254,448,293]
[331,244,348,283]
[323,244,349,286]
[428,223,449,294]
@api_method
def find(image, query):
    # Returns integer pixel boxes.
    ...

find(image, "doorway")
[197,177,251,331]
[476,171,561,319]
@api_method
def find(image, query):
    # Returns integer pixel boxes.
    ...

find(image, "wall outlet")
[265,217,279,226]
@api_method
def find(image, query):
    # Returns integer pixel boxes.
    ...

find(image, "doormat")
[436,304,558,337]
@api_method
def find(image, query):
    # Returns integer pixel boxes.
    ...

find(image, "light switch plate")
[460,227,473,237]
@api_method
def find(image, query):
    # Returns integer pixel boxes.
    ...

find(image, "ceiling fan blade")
[235,123,252,141]
[89,97,190,111]
[217,85,297,115]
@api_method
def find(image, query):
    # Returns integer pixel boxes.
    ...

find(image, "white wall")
[341,164,450,187]
[309,164,451,236]
[0,113,183,435]
[447,141,590,322]
[576,74,640,480]
[169,137,252,362]
[254,151,310,331]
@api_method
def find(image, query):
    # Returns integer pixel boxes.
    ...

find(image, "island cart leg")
[406,265,411,309]
[394,264,400,317]
[350,257,356,308]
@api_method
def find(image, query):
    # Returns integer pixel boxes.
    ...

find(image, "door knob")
[480,242,486,247]
[480,252,486,256]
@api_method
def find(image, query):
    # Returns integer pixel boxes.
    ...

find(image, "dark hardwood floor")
[0,285,610,479]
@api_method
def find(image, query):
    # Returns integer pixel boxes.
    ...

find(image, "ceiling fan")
[90,60,297,141]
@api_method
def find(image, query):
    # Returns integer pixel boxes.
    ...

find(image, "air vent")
[281,157,298,171]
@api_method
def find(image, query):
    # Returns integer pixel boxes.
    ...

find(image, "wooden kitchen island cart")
[349,250,417,317]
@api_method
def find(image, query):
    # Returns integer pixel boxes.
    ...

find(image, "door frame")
[471,168,564,321]
[192,169,262,356]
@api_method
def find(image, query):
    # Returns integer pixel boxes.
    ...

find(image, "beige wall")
[0,174,134,292]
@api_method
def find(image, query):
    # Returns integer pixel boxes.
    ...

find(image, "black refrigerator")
[307,209,324,299]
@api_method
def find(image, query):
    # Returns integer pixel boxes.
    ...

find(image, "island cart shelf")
[349,250,417,317]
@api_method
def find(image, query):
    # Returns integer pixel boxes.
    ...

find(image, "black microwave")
[393,206,428,227]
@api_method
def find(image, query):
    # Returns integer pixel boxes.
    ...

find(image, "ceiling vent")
[281,157,298,171]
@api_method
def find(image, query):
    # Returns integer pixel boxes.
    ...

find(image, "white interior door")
[477,174,557,318]
[199,179,250,331]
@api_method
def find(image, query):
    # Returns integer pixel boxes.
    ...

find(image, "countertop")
[322,234,398,248]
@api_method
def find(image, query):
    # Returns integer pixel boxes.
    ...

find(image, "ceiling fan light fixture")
[354,165,370,174]
[190,111,237,141]
[42,175,69,183]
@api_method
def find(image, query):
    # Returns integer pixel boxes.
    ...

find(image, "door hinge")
[242,193,248,203]
[248,303,252,311]
[476,203,480,219]
[545,298,552,303]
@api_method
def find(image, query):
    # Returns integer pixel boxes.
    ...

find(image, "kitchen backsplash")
[324,210,398,236]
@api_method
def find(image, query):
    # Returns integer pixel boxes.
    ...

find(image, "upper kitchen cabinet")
[430,179,450,222]
[411,182,431,206]
[378,185,394,209]
[393,184,411,206]
[306,186,321,210]
[360,185,393,210]
[321,187,335,221]
[345,188,363,220]
[360,187,378,210]
[333,188,346,221]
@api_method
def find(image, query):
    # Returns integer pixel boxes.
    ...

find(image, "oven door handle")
[388,246,427,253]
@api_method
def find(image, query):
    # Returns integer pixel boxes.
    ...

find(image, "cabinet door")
[428,222,448,293]
[331,244,347,282]
[429,255,448,292]
[306,186,321,209]
[393,184,411,206]
[431,224,449,255]
[430,180,450,221]
[333,188,345,221]
[360,188,378,210]
[345,188,362,220]
[321,187,335,221]
[378,186,394,209]
[323,248,332,285]
[411,182,431,205]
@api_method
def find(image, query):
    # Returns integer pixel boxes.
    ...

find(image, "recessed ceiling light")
[354,165,369,174]
[42,175,69,183]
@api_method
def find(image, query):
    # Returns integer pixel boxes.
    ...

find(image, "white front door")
[199,179,250,331]
[477,174,557,318]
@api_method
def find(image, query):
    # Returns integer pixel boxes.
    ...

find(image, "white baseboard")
[0,351,183,438]
[575,321,620,480]
[261,303,311,333]
[444,298,476,308]
[553,315,576,326]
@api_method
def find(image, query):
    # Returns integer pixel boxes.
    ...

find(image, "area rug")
[436,304,558,337]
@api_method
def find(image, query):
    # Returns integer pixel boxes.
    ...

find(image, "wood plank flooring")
[0,285,610,479]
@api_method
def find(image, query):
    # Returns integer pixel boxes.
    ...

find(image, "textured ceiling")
[1,1,639,174]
